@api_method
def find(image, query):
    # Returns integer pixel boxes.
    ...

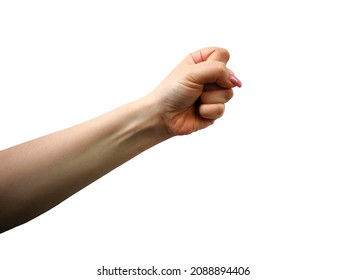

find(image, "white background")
[1,1,346,279]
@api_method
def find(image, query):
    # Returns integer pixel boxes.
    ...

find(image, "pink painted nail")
[230,74,242,88]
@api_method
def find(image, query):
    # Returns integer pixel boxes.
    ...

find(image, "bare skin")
[0,47,241,233]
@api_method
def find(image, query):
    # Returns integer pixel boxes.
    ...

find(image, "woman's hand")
[150,47,242,136]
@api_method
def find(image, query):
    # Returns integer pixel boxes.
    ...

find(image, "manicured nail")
[230,74,242,88]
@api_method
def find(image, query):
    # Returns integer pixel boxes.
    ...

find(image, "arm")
[0,47,241,233]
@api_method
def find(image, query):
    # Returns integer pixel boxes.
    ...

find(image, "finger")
[203,73,242,89]
[203,83,222,91]
[229,73,242,88]
[199,88,234,104]
[189,47,230,64]
[204,80,238,91]
[190,61,233,88]
[189,48,242,87]
[198,103,225,120]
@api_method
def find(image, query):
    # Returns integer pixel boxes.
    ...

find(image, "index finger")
[189,60,233,89]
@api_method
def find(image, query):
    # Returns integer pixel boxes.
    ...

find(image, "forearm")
[0,47,238,233]
[0,96,169,232]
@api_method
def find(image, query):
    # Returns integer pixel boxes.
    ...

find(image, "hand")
[151,47,242,136]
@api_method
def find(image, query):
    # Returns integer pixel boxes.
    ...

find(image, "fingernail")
[230,74,242,88]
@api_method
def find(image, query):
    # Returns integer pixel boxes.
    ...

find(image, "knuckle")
[215,61,226,74]
[225,89,234,101]
[219,48,230,61]
[215,104,225,118]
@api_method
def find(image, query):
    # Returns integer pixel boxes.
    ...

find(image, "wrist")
[107,95,172,161]
[133,95,173,143]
